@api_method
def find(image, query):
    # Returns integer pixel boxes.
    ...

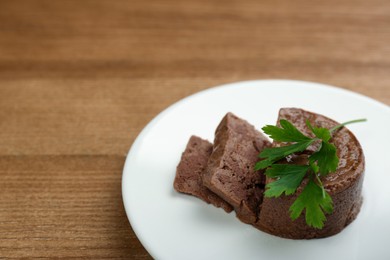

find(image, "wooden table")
[1,0,389,258]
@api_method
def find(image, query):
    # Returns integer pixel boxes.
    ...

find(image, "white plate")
[122,80,390,260]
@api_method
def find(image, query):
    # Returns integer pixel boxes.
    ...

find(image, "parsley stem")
[330,118,367,133]
[315,174,326,198]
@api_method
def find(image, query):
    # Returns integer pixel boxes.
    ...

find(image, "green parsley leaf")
[254,158,274,171]
[262,119,312,142]
[289,178,333,229]
[255,139,314,170]
[309,141,339,176]
[264,164,310,197]
[306,120,331,142]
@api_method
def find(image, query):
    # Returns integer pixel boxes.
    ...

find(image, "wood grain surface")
[0,0,389,258]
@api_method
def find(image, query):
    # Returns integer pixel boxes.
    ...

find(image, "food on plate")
[202,113,271,223]
[255,108,365,238]
[174,135,233,212]
[173,108,365,239]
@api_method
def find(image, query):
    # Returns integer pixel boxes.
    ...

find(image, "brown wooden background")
[0,0,389,258]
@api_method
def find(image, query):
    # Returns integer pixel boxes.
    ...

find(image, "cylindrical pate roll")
[255,108,365,239]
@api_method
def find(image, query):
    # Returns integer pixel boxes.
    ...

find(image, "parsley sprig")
[255,118,366,229]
